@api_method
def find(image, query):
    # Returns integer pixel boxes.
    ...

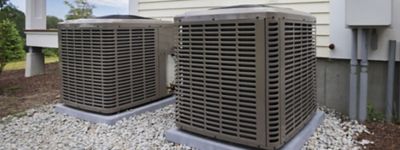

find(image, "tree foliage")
[47,16,63,29]
[0,0,7,8]
[0,0,25,74]
[0,19,24,73]
[64,0,95,20]
[0,0,25,36]
[43,48,59,57]
[45,16,63,57]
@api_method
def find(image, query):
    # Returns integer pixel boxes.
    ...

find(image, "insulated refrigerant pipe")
[349,29,358,120]
[386,40,396,122]
[358,28,369,122]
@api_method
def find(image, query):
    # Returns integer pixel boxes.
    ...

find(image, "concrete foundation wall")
[317,58,400,117]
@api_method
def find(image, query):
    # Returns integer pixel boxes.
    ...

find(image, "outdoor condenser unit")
[174,5,317,149]
[58,15,175,114]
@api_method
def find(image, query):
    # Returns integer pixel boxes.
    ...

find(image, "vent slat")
[176,22,258,142]
[282,20,317,140]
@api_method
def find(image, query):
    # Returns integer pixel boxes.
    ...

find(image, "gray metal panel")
[59,20,173,114]
[346,0,392,27]
[175,5,317,150]
[280,18,317,145]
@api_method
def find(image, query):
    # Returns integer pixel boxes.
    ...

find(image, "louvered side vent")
[282,21,317,139]
[265,21,282,146]
[60,28,159,114]
[176,22,260,143]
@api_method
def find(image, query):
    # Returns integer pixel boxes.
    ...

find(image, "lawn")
[3,56,59,71]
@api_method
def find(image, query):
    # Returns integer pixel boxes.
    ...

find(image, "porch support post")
[25,0,46,77]
[25,47,45,77]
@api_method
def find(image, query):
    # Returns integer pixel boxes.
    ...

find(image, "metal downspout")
[349,29,358,120]
[358,28,368,122]
[386,40,396,122]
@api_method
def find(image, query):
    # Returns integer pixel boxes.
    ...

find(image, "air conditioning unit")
[58,15,175,114]
[174,5,317,149]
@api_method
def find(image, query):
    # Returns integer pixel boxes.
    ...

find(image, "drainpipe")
[386,40,396,122]
[349,29,358,120]
[358,28,368,122]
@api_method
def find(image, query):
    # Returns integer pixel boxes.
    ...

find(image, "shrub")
[43,48,59,57]
[0,19,24,73]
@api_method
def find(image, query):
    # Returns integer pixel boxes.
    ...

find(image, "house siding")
[138,0,330,57]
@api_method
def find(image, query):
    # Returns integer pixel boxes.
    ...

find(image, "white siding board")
[312,13,329,24]
[317,47,330,58]
[140,11,328,25]
[139,8,210,18]
[317,25,329,35]
[144,15,330,36]
[268,3,328,13]
[317,35,329,47]
[139,2,328,13]
[139,1,262,10]
[139,0,331,57]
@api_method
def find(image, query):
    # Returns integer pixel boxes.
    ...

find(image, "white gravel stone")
[302,107,371,150]
[1,105,371,149]
[0,105,190,150]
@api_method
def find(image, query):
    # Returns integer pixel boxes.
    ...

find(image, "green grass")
[3,56,59,71]
[367,103,385,122]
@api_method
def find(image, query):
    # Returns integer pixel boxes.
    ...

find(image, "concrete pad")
[280,111,325,150]
[165,111,325,150]
[54,96,175,125]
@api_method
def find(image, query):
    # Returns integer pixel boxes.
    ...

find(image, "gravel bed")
[0,105,371,149]
[0,105,189,150]
[303,107,372,150]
